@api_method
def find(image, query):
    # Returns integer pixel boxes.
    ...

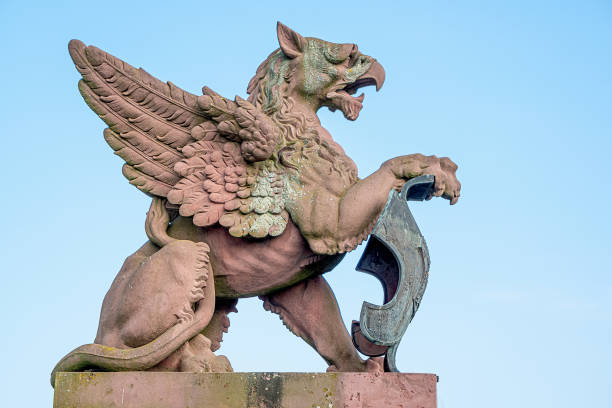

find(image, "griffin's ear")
[277,22,306,59]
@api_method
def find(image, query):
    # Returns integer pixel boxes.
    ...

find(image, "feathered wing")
[69,39,202,196]
[168,88,288,237]
[69,40,288,238]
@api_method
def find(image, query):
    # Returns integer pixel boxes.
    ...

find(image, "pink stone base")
[54,372,437,408]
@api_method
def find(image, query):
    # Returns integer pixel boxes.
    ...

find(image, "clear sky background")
[0,1,610,407]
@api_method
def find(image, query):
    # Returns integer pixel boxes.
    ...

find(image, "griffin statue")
[51,22,461,384]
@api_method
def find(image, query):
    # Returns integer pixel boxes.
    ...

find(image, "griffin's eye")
[349,55,368,70]
[348,44,359,65]
[325,43,354,64]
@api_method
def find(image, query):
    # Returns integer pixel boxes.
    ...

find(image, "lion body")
[165,217,342,298]
[52,23,461,384]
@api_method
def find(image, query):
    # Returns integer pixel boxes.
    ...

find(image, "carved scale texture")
[69,40,288,238]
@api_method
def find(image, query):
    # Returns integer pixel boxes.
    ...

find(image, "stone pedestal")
[54,372,437,408]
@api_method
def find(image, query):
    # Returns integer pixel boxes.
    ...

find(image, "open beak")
[326,58,386,121]
[369,60,385,91]
[343,60,386,94]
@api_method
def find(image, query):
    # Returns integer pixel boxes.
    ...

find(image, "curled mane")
[246,49,310,143]
[247,49,289,115]
[246,49,358,181]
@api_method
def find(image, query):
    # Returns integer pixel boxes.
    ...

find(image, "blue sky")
[0,1,610,407]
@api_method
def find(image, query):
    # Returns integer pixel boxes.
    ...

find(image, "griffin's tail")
[145,197,175,247]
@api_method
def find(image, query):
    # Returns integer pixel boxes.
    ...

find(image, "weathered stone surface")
[54,372,437,408]
[53,23,461,380]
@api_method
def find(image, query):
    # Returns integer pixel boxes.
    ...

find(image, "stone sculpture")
[51,22,460,385]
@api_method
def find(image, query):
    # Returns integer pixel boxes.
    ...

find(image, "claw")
[440,157,458,172]
[449,190,460,205]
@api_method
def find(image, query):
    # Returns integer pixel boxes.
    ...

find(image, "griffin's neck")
[284,94,342,146]
[288,92,323,126]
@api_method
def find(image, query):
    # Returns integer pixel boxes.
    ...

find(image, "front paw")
[326,357,384,373]
[424,157,461,205]
[364,357,385,372]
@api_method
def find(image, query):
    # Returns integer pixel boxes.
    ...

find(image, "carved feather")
[233,97,280,162]
[70,40,290,238]
[103,128,178,185]
[122,165,172,197]
[69,39,205,195]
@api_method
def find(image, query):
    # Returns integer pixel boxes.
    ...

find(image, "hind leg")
[182,298,238,372]
[178,334,233,372]
[202,298,238,352]
[151,298,237,373]
[261,275,383,372]
[151,333,233,372]
[95,238,232,373]
[97,240,212,348]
